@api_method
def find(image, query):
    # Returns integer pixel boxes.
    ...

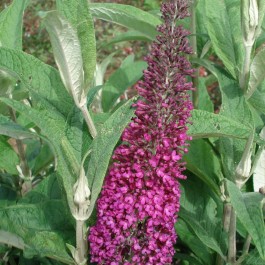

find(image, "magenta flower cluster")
[89,1,194,264]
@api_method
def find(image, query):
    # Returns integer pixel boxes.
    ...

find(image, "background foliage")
[0,0,264,265]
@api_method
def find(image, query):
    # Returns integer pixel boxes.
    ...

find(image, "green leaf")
[90,112,112,131]
[199,40,212,59]
[205,0,237,78]
[0,96,82,214]
[89,3,161,40]
[192,58,253,126]
[0,0,29,50]
[242,249,265,265]
[220,138,248,181]
[0,48,73,117]
[120,54,135,68]
[87,99,135,217]
[0,115,37,140]
[174,252,204,265]
[0,136,19,174]
[43,11,85,106]
[101,30,150,48]
[253,127,265,192]
[179,177,226,259]
[189,109,251,139]
[143,0,160,10]
[0,230,25,250]
[249,87,265,114]
[0,67,16,95]
[94,52,116,87]
[226,180,265,260]
[32,143,54,175]
[0,201,74,264]
[185,139,223,195]
[178,211,226,258]
[196,0,210,57]
[102,61,147,112]
[56,0,96,92]
[247,47,265,99]
[215,66,254,181]
[192,59,254,181]
[87,86,102,107]
[65,107,92,163]
[175,219,213,265]
[197,77,214,112]
[225,0,245,74]
[21,174,62,203]
[257,1,265,38]
[0,185,17,207]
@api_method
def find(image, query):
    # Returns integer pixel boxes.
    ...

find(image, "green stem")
[223,203,232,233]
[239,44,252,92]
[190,0,199,108]
[76,220,87,265]
[228,208,237,264]
[9,107,32,195]
[216,203,232,265]
[242,234,251,256]
[8,256,17,265]
[80,105,97,138]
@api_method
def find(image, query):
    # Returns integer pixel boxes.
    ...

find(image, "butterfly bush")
[89,0,194,264]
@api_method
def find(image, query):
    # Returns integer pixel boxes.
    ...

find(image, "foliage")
[0,0,264,265]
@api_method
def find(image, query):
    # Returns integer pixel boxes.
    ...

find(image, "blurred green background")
[0,0,161,68]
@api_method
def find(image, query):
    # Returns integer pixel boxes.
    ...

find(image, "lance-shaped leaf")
[241,0,259,45]
[89,3,161,40]
[56,0,97,93]
[43,11,85,107]
[175,219,213,265]
[188,109,251,139]
[225,0,245,74]
[0,230,25,250]
[226,180,265,260]
[205,0,237,78]
[257,0,265,37]
[87,99,135,217]
[179,178,227,259]
[184,139,223,195]
[253,127,265,191]
[102,60,147,112]
[102,30,150,48]
[242,249,265,264]
[0,115,37,140]
[247,47,265,99]
[0,201,75,264]
[0,136,19,174]
[0,0,29,50]
[0,96,82,216]
[0,48,73,117]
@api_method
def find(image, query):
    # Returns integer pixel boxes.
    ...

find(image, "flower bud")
[241,0,259,46]
[235,132,254,187]
[235,152,252,181]
[72,167,91,221]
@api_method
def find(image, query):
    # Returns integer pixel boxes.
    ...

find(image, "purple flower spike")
[89,1,194,264]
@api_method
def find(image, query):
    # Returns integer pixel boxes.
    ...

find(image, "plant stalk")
[239,44,252,92]
[9,107,32,194]
[242,234,251,256]
[80,105,97,138]
[223,203,232,233]
[228,208,237,264]
[190,0,199,108]
[76,220,87,264]
[216,202,232,265]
